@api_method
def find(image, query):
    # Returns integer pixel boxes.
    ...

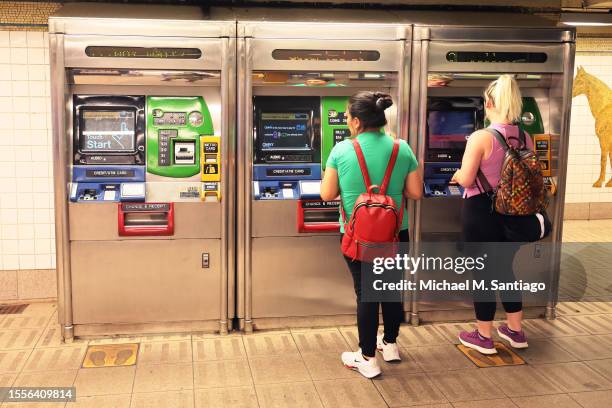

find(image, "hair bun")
[374,93,393,111]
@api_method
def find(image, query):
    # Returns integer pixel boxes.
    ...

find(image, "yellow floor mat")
[82,343,139,368]
[457,342,525,368]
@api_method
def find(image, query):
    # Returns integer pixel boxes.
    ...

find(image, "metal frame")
[237,21,409,331]
[408,25,576,325]
[49,4,236,340]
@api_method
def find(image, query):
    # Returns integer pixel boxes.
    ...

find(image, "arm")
[451,130,489,188]
[404,163,423,200]
[320,168,340,201]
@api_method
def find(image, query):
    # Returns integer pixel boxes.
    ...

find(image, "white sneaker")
[377,334,401,362]
[341,349,381,378]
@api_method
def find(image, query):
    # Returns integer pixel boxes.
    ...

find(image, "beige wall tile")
[0,270,18,300]
[589,202,612,220]
[563,203,590,220]
[17,268,56,300]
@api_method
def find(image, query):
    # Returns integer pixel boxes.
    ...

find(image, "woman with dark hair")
[321,91,422,378]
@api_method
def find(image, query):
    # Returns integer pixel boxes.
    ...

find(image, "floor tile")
[131,390,194,408]
[18,303,57,317]
[0,402,67,407]
[292,329,349,354]
[1,316,51,330]
[513,338,579,364]
[192,336,246,361]
[568,390,612,407]
[301,352,360,380]
[194,386,258,408]
[564,314,612,335]
[88,336,144,346]
[533,362,612,393]
[397,325,451,347]
[256,381,323,407]
[70,394,131,408]
[138,334,192,343]
[585,358,612,381]
[22,346,86,372]
[453,399,518,408]
[552,335,612,360]
[427,369,503,402]
[193,359,253,389]
[411,345,475,372]
[138,340,192,365]
[512,394,581,408]
[522,318,591,338]
[316,378,388,408]
[484,365,562,397]
[0,372,16,387]
[338,327,360,349]
[249,354,310,384]
[373,373,448,407]
[72,366,135,396]
[13,370,77,388]
[0,349,32,373]
[378,348,423,376]
[133,363,193,393]
[35,324,82,349]
[0,329,42,350]
[243,332,298,357]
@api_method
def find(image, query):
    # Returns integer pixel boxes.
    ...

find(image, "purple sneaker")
[497,324,528,349]
[459,330,497,355]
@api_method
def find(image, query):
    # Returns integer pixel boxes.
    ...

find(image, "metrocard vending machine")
[238,22,409,331]
[49,4,235,340]
[408,25,575,323]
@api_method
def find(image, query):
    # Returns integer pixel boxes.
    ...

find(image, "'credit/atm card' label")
[86,169,135,178]
[266,168,312,177]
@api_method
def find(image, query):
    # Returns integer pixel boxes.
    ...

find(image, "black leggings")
[462,194,522,322]
[343,229,409,357]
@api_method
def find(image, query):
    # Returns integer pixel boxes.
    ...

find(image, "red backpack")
[341,138,403,262]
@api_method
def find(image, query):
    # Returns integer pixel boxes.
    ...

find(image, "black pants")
[342,229,409,357]
[462,194,522,322]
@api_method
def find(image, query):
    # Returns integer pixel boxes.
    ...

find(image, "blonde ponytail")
[485,74,523,123]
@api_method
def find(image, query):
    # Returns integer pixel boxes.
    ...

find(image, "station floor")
[0,220,611,408]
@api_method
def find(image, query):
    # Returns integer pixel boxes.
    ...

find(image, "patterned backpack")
[477,128,546,216]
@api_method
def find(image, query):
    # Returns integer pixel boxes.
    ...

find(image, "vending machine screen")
[427,110,474,150]
[260,112,312,151]
[80,110,136,153]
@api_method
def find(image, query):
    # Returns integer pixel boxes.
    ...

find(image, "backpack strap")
[352,139,372,189]
[380,140,401,195]
[475,128,508,194]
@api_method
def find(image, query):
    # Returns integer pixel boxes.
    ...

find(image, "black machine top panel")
[426,97,484,163]
[73,95,145,166]
[253,96,321,164]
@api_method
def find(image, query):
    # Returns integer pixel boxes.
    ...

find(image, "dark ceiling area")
[24,0,562,14]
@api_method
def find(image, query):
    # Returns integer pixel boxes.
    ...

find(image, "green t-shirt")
[326,131,418,233]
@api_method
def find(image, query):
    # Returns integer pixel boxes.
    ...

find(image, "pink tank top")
[464,123,534,198]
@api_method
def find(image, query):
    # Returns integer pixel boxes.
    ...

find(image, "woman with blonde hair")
[451,75,533,354]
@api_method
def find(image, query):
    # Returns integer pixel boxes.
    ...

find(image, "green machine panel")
[146,96,214,178]
[484,97,544,135]
[321,96,350,170]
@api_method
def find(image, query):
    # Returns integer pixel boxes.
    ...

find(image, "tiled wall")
[0,30,56,300]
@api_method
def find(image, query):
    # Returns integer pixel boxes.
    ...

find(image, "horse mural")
[572,66,612,188]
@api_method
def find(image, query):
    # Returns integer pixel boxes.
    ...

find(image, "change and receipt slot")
[408,25,575,324]
[238,22,409,331]
[49,4,235,340]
